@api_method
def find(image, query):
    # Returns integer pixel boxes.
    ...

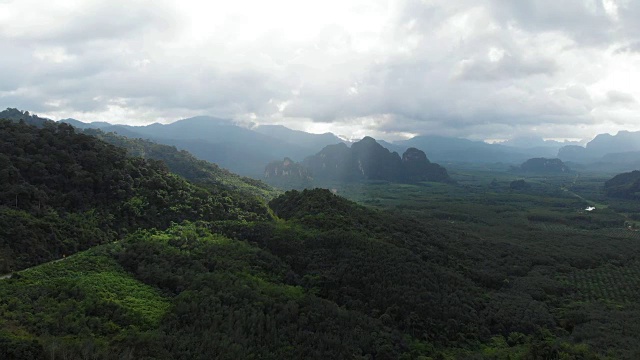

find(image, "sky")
[1,0,639,142]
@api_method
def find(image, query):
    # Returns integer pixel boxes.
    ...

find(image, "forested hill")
[83,128,275,200]
[0,108,49,127]
[0,120,270,272]
[0,108,274,200]
[1,187,603,359]
[604,170,640,199]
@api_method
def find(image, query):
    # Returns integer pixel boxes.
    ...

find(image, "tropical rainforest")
[1,111,640,359]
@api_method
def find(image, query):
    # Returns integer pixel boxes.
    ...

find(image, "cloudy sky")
[1,0,639,142]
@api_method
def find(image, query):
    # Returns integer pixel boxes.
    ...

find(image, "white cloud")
[1,0,640,141]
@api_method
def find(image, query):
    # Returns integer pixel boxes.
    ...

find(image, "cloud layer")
[1,0,639,141]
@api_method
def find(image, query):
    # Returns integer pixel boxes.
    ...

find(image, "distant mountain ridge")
[1,109,345,177]
[588,130,640,154]
[396,135,555,163]
[50,110,599,168]
[501,136,582,149]
[4,107,640,174]
[558,130,640,165]
[54,116,344,176]
[254,124,346,150]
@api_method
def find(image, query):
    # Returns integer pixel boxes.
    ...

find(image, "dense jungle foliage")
[604,170,640,199]
[1,114,639,359]
[0,120,269,272]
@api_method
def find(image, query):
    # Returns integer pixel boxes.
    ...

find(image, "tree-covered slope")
[604,170,640,199]
[82,128,275,201]
[1,216,601,359]
[0,120,270,272]
[0,108,274,201]
[0,108,49,127]
[0,246,169,359]
[0,223,426,359]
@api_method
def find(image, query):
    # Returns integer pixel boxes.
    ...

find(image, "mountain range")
[557,130,640,171]
[61,116,319,176]
[2,108,639,175]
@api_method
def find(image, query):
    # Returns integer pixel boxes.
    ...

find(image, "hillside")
[0,108,50,127]
[604,170,640,199]
[82,128,274,200]
[397,135,533,163]
[1,188,604,359]
[0,109,275,200]
[0,120,269,272]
